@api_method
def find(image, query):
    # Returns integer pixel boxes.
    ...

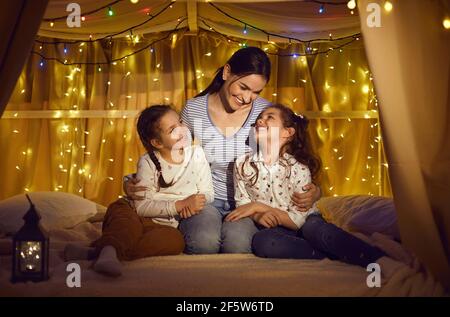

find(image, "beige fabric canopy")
[38,0,360,41]
[358,0,450,289]
[0,0,48,118]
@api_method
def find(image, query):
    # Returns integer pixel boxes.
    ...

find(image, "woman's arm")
[290,164,321,212]
[291,183,321,212]
[194,146,214,204]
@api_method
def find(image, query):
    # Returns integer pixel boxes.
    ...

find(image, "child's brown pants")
[92,198,185,261]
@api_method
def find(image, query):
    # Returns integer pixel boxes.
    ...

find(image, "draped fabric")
[38,0,360,41]
[0,0,49,117]
[358,0,450,289]
[1,29,390,206]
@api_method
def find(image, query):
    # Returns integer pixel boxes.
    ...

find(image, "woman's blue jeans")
[179,199,258,254]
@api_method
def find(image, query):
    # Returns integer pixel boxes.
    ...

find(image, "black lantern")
[11,194,49,283]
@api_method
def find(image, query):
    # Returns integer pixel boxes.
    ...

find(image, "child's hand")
[179,206,195,219]
[225,202,265,222]
[177,194,206,218]
[253,211,282,228]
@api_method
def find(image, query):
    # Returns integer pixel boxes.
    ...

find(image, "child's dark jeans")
[252,214,385,268]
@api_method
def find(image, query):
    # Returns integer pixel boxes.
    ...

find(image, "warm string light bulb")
[384,1,393,12]
[347,0,356,10]
[443,18,450,29]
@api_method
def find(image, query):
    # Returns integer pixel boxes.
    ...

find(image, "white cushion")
[317,195,400,240]
[0,192,97,234]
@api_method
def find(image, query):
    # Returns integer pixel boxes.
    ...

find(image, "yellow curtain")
[1,30,390,206]
[358,0,450,289]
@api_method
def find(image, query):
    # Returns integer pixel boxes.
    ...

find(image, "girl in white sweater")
[65,105,214,276]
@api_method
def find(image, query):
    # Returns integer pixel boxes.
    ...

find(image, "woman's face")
[219,65,267,112]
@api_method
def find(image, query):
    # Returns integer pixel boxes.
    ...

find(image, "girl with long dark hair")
[226,104,398,273]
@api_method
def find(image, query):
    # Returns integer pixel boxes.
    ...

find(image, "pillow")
[0,192,97,235]
[317,195,400,240]
[86,204,108,223]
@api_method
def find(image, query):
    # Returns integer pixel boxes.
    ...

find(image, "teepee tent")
[0,0,449,294]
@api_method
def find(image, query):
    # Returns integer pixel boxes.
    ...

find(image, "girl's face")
[254,107,294,147]
[150,110,190,152]
[220,64,267,112]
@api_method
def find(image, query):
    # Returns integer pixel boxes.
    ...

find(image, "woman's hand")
[291,183,321,212]
[123,174,149,200]
[253,210,282,228]
[225,202,269,222]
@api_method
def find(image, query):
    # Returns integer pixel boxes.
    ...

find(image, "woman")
[124,47,321,254]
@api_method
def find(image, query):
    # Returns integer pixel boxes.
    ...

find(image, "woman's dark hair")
[136,105,175,189]
[240,104,321,186]
[197,46,271,97]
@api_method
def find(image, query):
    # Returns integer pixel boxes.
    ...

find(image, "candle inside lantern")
[19,241,41,272]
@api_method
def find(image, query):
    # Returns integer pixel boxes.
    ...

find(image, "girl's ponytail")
[292,113,321,182]
[293,114,309,149]
[148,150,174,189]
[196,67,224,97]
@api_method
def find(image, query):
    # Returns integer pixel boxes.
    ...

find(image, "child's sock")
[93,245,122,277]
[64,243,96,261]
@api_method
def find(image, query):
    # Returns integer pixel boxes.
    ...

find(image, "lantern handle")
[25,194,34,207]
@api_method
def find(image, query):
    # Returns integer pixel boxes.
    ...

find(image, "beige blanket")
[0,221,445,297]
